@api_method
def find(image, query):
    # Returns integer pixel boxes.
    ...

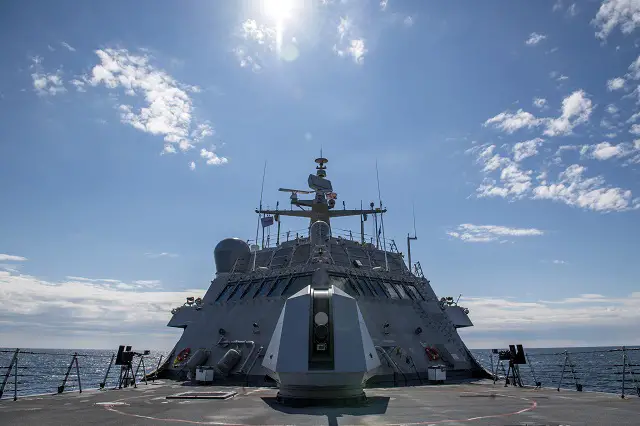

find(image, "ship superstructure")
[162,157,487,404]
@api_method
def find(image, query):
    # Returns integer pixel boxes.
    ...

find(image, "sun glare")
[263,0,294,21]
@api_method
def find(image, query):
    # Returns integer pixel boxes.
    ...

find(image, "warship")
[157,155,488,403]
[3,156,640,425]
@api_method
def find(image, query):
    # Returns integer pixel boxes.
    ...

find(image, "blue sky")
[1,0,639,350]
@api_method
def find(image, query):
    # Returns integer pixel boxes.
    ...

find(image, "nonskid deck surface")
[0,380,638,426]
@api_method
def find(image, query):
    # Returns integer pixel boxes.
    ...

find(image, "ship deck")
[1,379,638,426]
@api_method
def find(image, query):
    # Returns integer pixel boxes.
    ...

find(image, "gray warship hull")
[157,157,489,402]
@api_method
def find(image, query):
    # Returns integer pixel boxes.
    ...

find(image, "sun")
[263,0,294,21]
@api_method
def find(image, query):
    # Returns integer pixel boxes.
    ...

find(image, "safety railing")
[0,348,166,401]
[472,346,640,398]
[247,227,401,252]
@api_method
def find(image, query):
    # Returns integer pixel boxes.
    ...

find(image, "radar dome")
[310,221,331,246]
[214,238,250,274]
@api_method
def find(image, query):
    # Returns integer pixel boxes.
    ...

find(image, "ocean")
[1,346,638,400]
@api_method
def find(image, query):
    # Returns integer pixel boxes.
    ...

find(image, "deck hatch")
[166,391,237,400]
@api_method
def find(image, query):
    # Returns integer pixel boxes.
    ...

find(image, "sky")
[1,0,639,351]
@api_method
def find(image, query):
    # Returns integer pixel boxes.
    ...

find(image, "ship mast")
[256,157,385,229]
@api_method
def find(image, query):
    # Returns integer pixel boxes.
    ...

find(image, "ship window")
[282,274,312,296]
[267,276,291,297]
[347,278,362,297]
[215,284,236,302]
[401,283,416,301]
[368,278,389,298]
[254,277,276,298]
[391,281,409,299]
[360,277,380,296]
[328,275,355,296]
[241,279,262,299]
[380,280,400,299]
[405,284,425,301]
[355,278,373,297]
[229,281,250,301]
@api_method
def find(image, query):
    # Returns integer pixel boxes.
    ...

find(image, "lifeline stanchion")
[58,352,81,394]
[100,354,115,389]
[0,348,19,400]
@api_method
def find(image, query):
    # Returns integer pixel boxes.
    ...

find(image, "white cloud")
[627,111,640,123]
[403,16,414,27]
[334,17,367,64]
[544,90,593,136]
[70,78,86,92]
[552,259,568,264]
[200,148,228,165]
[469,141,638,212]
[447,224,544,243]
[607,77,625,91]
[606,104,619,115]
[132,280,161,288]
[630,123,640,135]
[533,164,637,212]
[30,57,66,96]
[628,55,640,80]
[60,41,76,52]
[533,97,547,109]
[459,292,640,341]
[189,161,196,171]
[553,0,563,12]
[380,0,388,11]
[0,269,199,349]
[144,252,179,259]
[477,162,533,198]
[593,0,640,40]
[483,109,543,133]
[485,91,592,137]
[567,3,578,17]
[0,254,27,262]
[525,32,547,46]
[583,141,634,160]
[87,49,225,163]
[513,138,544,162]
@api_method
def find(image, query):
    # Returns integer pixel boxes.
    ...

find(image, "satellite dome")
[214,238,250,274]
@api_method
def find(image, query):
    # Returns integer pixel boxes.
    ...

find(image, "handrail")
[0,348,166,400]
[479,346,640,398]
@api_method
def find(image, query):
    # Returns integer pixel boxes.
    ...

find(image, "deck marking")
[100,390,538,426]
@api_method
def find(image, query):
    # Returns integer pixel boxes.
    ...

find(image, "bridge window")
[228,281,250,301]
[391,281,408,299]
[355,277,374,297]
[328,275,356,296]
[380,280,400,299]
[405,283,425,301]
[267,276,291,297]
[282,274,312,296]
[215,284,236,302]
[361,277,382,296]
[254,277,276,298]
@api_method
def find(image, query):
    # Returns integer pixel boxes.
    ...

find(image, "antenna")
[376,160,389,272]
[407,201,418,275]
[253,160,267,270]
[412,201,417,238]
